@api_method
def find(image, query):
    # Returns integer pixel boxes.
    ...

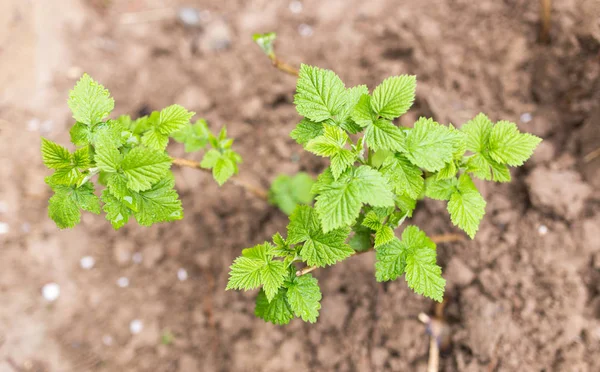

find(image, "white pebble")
[298,23,313,37]
[129,319,143,334]
[538,225,548,235]
[42,283,61,302]
[289,1,303,13]
[0,222,9,235]
[117,277,130,288]
[520,112,533,123]
[80,256,95,270]
[102,335,113,346]
[27,119,40,132]
[132,252,143,264]
[177,268,188,281]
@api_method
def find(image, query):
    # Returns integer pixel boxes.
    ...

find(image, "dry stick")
[171,157,269,200]
[584,147,600,163]
[539,0,552,43]
[296,233,465,276]
[269,56,300,77]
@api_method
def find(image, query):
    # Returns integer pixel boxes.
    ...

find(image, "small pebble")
[538,225,548,235]
[0,222,9,235]
[298,24,313,37]
[102,335,113,346]
[177,268,188,281]
[42,283,61,302]
[520,112,533,123]
[289,1,303,13]
[27,119,40,132]
[80,256,95,270]
[132,252,143,264]
[178,7,201,27]
[40,120,54,134]
[130,319,143,334]
[117,277,130,288]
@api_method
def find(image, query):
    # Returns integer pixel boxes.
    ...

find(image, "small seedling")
[41,74,242,229]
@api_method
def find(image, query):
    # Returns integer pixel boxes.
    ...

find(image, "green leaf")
[447,174,486,238]
[351,94,377,127]
[286,274,322,323]
[424,177,457,201]
[156,105,195,136]
[395,194,417,218]
[226,256,266,291]
[260,260,287,302]
[461,113,492,153]
[269,173,315,215]
[201,149,241,185]
[101,189,131,229]
[70,122,92,146]
[295,64,347,123]
[255,288,294,325]
[48,183,101,229]
[41,138,72,169]
[172,119,210,152]
[290,119,324,146]
[72,147,91,168]
[306,125,356,179]
[380,153,424,198]
[67,73,114,125]
[95,144,122,173]
[405,247,445,302]
[253,32,277,57]
[375,238,406,281]
[121,147,172,192]
[45,168,84,186]
[314,166,395,232]
[466,153,511,182]
[404,117,462,172]
[287,205,353,267]
[340,85,369,121]
[364,119,406,153]
[371,75,416,119]
[141,128,169,151]
[488,121,542,166]
[132,175,183,226]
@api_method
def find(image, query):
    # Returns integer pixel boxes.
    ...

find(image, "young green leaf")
[295,64,347,123]
[95,144,122,173]
[380,153,424,199]
[253,32,277,57]
[48,183,101,229]
[121,147,172,192]
[371,75,416,119]
[156,105,196,136]
[67,73,114,125]
[101,189,132,229]
[287,205,354,267]
[290,119,324,146]
[306,125,356,179]
[447,173,486,238]
[172,119,210,152]
[201,149,241,185]
[131,176,183,226]
[269,173,315,215]
[255,288,294,325]
[260,260,287,302]
[375,238,406,282]
[41,138,72,169]
[424,177,457,201]
[286,274,322,323]
[405,247,445,302]
[70,123,92,146]
[141,128,169,151]
[488,121,542,166]
[314,166,395,232]
[404,117,462,172]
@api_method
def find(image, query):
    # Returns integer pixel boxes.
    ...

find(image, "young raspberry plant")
[227,61,541,325]
[42,74,242,229]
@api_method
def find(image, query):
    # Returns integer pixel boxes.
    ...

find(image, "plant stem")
[269,56,299,77]
[171,157,269,200]
[539,0,552,43]
[296,233,465,276]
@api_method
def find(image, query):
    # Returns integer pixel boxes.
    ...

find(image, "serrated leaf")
[371,75,416,119]
[101,189,131,229]
[67,74,114,125]
[201,149,240,185]
[447,174,486,238]
[286,275,322,323]
[395,194,417,217]
[290,119,324,146]
[157,105,195,135]
[269,173,315,215]
[466,153,511,182]
[70,122,92,146]
[306,125,355,179]
[374,225,395,247]
[461,113,493,153]
[375,238,406,281]
[424,177,457,201]
[340,85,369,122]
[132,175,183,226]
[488,121,541,166]
[172,119,210,152]
[72,147,91,168]
[404,117,461,172]
[260,260,287,302]
[141,128,169,151]
[41,138,72,169]
[253,32,277,57]
[314,166,395,232]
[295,64,347,122]
[255,288,294,325]
[365,119,406,152]
[380,153,424,198]
[48,183,101,229]
[95,144,122,172]
[351,94,377,127]
[121,147,172,192]
[226,256,266,291]
[45,167,84,186]
[405,248,445,302]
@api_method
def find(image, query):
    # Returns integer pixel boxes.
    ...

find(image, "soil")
[1,0,599,371]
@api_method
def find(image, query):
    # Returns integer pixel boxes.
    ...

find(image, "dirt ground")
[1,0,599,371]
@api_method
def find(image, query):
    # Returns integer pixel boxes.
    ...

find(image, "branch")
[171,157,269,200]
[296,233,465,276]
[539,0,552,43]
[270,56,299,77]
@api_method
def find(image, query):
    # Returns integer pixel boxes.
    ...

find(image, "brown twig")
[296,233,466,276]
[539,0,552,43]
[270,56,299,77]
[584,147,600,163]
[171,157,269,200]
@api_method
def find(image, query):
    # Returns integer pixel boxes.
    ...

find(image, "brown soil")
[1,0,599,371]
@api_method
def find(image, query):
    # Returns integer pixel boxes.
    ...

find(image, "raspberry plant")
[41,74,242,229]
[226,57,541,324]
